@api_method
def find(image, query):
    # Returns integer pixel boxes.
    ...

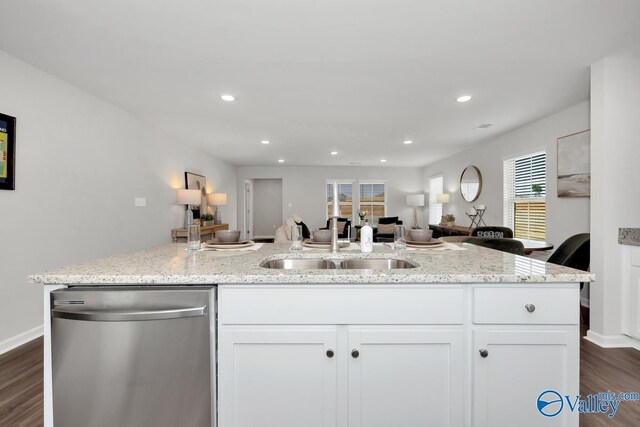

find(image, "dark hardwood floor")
[1,326,639,426]
[0,337,43,427]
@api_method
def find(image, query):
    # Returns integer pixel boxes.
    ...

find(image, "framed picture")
[557,130,590,198]
[0,113,16,190]
[185,172,207,219]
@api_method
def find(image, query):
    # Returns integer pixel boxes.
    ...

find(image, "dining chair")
[464,237,525,255]
[471,226,514,239]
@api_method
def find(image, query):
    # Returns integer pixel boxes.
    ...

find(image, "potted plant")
[201,213,214,226]
[357,210,368,224]
[445,214,456,227]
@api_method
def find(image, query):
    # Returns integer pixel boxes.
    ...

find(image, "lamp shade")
[406,194,425,207]
[207,192,228,206]
[436,193,450,204]
[176,189,201,205]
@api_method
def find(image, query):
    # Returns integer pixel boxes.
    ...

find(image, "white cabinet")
[627,263,640,339]
[218,284,579,427]
[473,329,579,427]
[218,327,337,427]
[348,327,463,427]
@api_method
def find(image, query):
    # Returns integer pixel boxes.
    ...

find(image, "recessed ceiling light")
[456,95,472,103]
[277,159,285,163]
[330,151,338,155]
[261,140,270,144]
[403,140,413,145]
[380,159,387,163]
[220,94,236,102]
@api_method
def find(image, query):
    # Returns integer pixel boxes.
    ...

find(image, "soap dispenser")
[360,221,373,253]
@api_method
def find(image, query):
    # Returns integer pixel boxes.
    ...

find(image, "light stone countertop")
[29,242,594,285]
[619,228,640,246]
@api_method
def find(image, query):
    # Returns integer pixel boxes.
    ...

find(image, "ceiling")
[2,0,640,167]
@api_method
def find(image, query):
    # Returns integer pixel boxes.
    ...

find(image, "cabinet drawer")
[473,287,579,325]
[220,287,464,325]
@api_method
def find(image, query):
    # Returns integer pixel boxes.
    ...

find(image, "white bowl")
[216,230,241,243]
[409,229,433,242]
[313,230,332,243]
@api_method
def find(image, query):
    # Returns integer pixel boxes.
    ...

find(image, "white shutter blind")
[428,174,444,225]
[503,152,546,240]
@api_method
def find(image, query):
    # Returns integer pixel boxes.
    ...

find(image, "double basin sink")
[261,258,417,270]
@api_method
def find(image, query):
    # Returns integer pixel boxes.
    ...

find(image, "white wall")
[0,51,237,351]
[237,166,425,233]
[423,102,591,251]
[252,179,283,237]
[588,58,640,343]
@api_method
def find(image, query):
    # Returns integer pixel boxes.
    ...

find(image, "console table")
[171,223,229,242]
[429,224,474,238]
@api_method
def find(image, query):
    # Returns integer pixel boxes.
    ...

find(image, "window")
[359,182,386,223]
[503,151,546,240]
[428,174,444,225]
[326,181,353,220]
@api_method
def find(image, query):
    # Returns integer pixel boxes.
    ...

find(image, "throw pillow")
[295,220,311,239]
[377,223,396,234]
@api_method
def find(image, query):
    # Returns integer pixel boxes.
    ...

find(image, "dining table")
[514,238,554,255]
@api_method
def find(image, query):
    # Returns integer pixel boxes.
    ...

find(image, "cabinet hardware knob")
[326,349,334,358]
[479,349,489,358]
[351,349,360,358]
[525,304,536,313]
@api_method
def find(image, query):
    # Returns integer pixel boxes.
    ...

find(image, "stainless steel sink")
[339,259,417,269]
[260,259,337,270]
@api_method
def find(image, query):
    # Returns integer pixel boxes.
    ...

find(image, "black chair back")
[472,226,514,239]
[546,233,590,271]
[322,217,351,239]
[464,237,525,255]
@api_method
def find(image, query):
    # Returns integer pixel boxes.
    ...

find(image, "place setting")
[201,230,262,251]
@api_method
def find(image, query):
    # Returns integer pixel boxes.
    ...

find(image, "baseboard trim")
[584,329,640,351]
[0,325,44,355]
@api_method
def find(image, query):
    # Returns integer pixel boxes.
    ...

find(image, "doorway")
[249,179,283,240]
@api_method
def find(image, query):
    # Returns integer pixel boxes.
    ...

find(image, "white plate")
[206,239,251,245]
[203,240,255,249]
[303,241,350,249]
[406,240,445,249]
[404,238,444,246]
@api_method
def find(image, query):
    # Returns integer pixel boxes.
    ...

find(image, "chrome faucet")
[330,216,340,253]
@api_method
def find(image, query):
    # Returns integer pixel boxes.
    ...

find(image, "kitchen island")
[31,242,592,427]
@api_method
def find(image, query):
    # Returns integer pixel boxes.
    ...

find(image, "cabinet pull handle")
[351,349,360,358]
[326,349,334,358]
[479,349,489,358]
[525,304,536,313]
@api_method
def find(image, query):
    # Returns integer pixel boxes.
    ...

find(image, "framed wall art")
[185,171,207,218]
[0,113,16,190]
[557,130,590,198]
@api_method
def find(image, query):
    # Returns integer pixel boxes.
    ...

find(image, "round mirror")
[460,165,482,202]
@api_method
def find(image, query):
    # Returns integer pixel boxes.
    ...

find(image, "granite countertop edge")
[619,228,640,246]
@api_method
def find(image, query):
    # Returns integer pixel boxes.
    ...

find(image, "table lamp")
[177,189,202,228]
[207,192,228,224]
[406,194,425,229]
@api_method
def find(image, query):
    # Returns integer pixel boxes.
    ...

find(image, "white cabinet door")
[348,327,464,427]
[627,266,640,339]
[218,327,337,427]
[473,329,579,427]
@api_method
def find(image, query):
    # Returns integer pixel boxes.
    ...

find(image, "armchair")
[372,216,403,243]
[320,217,351,239]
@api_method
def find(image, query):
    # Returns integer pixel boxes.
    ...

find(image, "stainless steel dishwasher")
[51,286,216,427]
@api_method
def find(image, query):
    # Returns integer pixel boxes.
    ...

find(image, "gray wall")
[252,179,283,237]
[237,166,425,233]
[0,51,237,351]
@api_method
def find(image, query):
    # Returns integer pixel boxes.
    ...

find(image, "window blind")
[503,152,546,240]
[428,174,444,225]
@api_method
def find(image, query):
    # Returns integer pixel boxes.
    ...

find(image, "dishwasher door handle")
[52,306,207,322]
